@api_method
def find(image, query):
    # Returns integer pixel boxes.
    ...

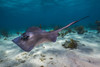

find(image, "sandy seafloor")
[0,30,100,67]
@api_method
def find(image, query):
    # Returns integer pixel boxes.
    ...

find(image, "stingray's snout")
[12,36,21,44]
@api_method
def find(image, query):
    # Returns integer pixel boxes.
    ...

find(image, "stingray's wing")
[41,32,58,42]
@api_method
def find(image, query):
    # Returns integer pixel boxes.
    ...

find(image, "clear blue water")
[0,0,100,30]
[0,1,100,67]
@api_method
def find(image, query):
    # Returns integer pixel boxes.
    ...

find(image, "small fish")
[12,16,89,52]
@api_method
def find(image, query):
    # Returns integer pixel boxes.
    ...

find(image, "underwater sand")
[0,30,100,67]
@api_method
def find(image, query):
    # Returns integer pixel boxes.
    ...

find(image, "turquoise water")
[0,1,100,67]
[0,0,100,30]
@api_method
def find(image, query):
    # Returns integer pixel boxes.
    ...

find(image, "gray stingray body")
[12,27,58,52]
[12,16,88,52]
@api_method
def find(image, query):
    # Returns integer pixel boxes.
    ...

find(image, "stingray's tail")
[55,16,89,33]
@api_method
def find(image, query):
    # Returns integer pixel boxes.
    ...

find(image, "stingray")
[12,16,88,52]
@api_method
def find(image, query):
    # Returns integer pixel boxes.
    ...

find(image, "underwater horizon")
[0,0,100,67]
[0,0,100,30]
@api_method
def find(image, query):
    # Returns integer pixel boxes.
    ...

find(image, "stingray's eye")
[21,33,29,41]
[21,35,29,41]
